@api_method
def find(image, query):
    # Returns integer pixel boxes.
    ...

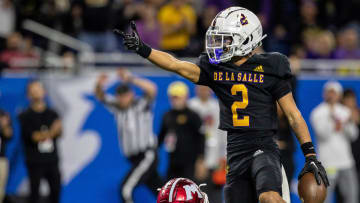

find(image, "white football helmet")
[206,7,267,64]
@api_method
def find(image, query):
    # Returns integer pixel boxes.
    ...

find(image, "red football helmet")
[157,178,209,203]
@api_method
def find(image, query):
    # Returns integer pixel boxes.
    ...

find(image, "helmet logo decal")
[240,14,248,25]
[158,178,209,203]
[183,184,203,200]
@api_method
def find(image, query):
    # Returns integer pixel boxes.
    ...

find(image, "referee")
[95,69,163,203]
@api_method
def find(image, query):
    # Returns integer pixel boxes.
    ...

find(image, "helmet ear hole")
[243,37,249,45]
[250,34,253,41]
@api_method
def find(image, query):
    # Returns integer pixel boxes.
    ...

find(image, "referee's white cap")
[323,80,343,94]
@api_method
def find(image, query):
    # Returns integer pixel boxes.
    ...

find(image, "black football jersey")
[196,52,292,131]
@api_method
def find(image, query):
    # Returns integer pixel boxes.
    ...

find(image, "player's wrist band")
[137,43,152,58]
[301,142,316,156]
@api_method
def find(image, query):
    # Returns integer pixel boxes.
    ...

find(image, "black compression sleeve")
[301,142,316,156]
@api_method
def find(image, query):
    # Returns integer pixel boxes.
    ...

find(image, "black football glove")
[298,155,330,187]
[113,21,152,58]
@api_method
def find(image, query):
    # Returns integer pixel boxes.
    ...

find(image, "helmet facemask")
[205,25,267,64]
[206,30,238,64]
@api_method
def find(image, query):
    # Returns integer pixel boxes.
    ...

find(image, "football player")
[115,6,329,203]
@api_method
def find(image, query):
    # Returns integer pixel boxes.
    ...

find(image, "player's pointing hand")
[113,21,152,58]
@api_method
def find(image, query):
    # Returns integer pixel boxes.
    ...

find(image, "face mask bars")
[206,31,237,64]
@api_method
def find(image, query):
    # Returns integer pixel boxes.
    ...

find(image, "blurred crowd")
[1,0,360,70]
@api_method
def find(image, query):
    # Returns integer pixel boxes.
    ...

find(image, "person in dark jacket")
[19,81,62,203]
[159,81,206,181]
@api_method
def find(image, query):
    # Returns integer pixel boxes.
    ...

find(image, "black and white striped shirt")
[105,96,157,157]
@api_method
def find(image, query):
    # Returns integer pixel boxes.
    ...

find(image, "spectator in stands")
[17,0,63,50]
[265,24,291,55]
[135,4,160,49]
[61,2,83,38]
[188,85,226,203]
[293,0,322,45]
[302,28,319,57]
[290,45,306,59]
[144,0,166,8]
[0,109,12,203]
[35,0,61,29]
[74,0,117,52]
[312,30,336,59]
[2,0,358,58]
[0,32,23,67]
[23,36,40,58]
[188,0,205,14]
[114,0,140,33]
[342,89,360,199]
[310,81,359,203]
[196,5,218,39]
[114,0,164,51]
[0,0,15,51]
[334,27,360,59]
[317,0,356,29]
[19,81,62,203]
[0,32,39,69]
[158,81,206,180]
[16,0,42,28]
[300,1,321,28]
[158,0,196,56]
[303,29,336,59]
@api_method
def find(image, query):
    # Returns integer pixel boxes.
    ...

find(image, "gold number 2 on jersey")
[231,84,249,126]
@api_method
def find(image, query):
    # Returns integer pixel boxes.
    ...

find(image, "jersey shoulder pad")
[197,53,211,69]
[256,52,292,78]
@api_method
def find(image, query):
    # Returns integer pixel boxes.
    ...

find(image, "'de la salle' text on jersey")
[196,52,292,132]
